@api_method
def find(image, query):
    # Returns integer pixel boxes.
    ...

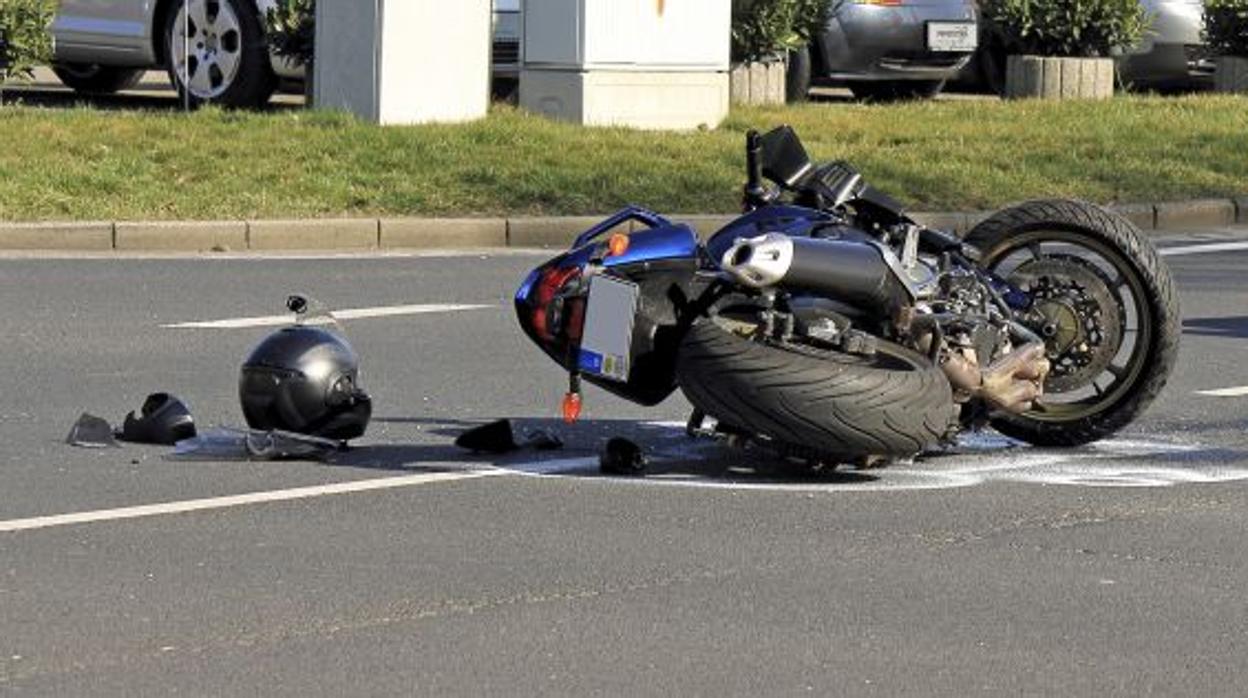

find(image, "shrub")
[0,0,55,79]
[1204,0,1248,57]
[980,0,1148,58]
[731,0,833,63]
[264,0,315,67]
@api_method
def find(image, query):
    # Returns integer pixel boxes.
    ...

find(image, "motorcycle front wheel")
[675,308,958,459]
[964,199,1181,446]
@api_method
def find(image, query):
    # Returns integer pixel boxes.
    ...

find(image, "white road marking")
[1159,241,1248,257]
[501,434,1234,493]
[162,303,491,329]
[1196,386,1248,397]
[0,469,507,533]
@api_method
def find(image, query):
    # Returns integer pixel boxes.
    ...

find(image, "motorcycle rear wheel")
[675,312,958,460]
[964,199,1181,446]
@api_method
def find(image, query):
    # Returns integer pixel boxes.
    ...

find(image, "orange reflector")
[607,233,630,257]
[856,0,902,5]
[562,392,583,424]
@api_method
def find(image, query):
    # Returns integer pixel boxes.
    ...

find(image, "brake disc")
[1010,254,1124,393]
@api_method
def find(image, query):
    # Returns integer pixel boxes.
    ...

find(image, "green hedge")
[980,0,1147,57]
[264,0,315,67]
[1204,0,1248,57]
[731,0,831,63]
[0,0,55,79]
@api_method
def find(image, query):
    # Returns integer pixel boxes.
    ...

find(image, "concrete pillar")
[313,0,491,125]
[520,0,730,130]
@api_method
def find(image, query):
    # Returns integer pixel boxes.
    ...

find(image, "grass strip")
[0,96,1245,222]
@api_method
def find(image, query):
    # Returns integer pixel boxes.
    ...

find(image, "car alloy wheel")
[169,0,244,100]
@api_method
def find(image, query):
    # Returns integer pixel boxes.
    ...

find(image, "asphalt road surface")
[2,226,1247,696]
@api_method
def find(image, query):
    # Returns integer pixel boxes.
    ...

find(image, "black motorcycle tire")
[675,317,958,459]
[964,199,1181,447]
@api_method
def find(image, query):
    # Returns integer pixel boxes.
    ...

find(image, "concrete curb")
[0,199,1244,251]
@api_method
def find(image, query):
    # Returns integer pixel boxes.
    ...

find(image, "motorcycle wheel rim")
[978,229,1154,423]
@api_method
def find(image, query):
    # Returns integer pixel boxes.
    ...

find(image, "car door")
[52,0,157,66]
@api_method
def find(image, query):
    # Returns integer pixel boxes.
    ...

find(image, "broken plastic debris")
[66,413,120,448]
[286,293,342,330]
[599,437,646,476]
[169,427,341,461]
[455,419,519,453]
[455,420,565,454]
[523,428,563,451]
[118,393,197,446]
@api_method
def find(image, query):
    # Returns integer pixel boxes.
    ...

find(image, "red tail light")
[531,266,582,343]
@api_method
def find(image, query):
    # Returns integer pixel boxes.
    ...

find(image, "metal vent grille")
[493,40,520,66]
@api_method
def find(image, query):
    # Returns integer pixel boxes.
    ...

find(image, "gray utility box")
[520,0,731,130]
[314,0,491,125]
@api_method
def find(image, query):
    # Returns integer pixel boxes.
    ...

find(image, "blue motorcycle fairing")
[514,213,703,407]
[705,205,836,267]
[515,219,700,307]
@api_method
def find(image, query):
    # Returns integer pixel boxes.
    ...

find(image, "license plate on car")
[927,21,977,53]
[577,274,639,383]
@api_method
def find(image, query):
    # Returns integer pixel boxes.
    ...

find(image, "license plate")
[577,274,639,383]
[927,21,977,53]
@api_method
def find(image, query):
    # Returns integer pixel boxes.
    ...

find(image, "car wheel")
[164,0,276,108]
[785,46,812,103]
[52,64,145,94]
[850,80,946,102]
[978,33,1008,97]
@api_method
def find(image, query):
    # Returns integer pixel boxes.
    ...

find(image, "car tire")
[52,64,145,94]
[977,32,1008,97]
[850,80,946,102]
[785,46,812,103]
[163,0,277,108]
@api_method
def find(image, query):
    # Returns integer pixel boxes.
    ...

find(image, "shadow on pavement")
[349,416,884,485]
[1184,316,1248,339]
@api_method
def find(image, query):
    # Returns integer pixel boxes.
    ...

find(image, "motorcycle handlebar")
[743,130,768,209]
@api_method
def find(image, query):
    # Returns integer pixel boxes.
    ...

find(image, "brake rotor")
[1009,254,1124,393]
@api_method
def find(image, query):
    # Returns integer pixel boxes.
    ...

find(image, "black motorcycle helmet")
[239,325,372,441]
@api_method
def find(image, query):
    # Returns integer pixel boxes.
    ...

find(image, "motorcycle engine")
[908,258,1050,415]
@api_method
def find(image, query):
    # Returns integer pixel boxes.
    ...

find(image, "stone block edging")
[0,198,1244,251]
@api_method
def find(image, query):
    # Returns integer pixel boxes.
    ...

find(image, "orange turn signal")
[607,233,630,257]
[562,391,583,424]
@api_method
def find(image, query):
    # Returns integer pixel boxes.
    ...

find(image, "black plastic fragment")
[522,428,563,451]
[455,419,520,454]
[66,413,120,448]
[118,393,197,446]
[600,437,646,476]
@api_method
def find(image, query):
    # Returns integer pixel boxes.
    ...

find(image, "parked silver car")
[789,0,980,101]
[1120,0,1214,89]
[973,0,1213,94]
[49,0,521,107]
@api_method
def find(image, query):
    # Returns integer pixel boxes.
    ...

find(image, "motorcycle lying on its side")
[515,126,1180,466]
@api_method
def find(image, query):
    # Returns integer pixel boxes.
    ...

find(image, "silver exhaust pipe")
[720,232,915,313]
